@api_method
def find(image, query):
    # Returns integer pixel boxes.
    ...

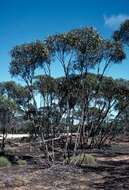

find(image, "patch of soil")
[0,140,129,189]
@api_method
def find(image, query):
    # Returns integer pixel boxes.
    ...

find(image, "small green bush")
[17,159,27,165]
[0,156,11,167]
[70,153,96,166]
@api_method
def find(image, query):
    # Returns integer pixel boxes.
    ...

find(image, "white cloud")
[104,14,129,30]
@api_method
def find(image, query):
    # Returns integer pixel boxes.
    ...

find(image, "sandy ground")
[0,138,129,189]
[0,134,29,140]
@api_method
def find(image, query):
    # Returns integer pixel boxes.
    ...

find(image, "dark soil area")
[0,137,129,190]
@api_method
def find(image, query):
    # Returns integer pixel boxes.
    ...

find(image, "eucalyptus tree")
[10,41,50,108]
[1,81,32,134]
[46,31,76,158]
[112,19,129,136]
[69,28,104,151]
[113,19,129,46]
[56,75,80,147]
[34,75,61,138]
[10,41,51,160]
[46,28,101,156]
[2,81,31,111]
[60,73,129,149]
[10,41,51,128]
[9,24,128,161]
[112,79,129,133]
[87,76,129,147]
[45,26,126,154]
[77,38,125,150]
[0,96,17,151]
[114,80,129,135]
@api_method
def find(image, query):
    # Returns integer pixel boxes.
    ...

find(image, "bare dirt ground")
[0,137,129,190]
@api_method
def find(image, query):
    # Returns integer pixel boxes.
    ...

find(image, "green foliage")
[34,75,57,95]
[103,40,125,63]
[0,81,31,112]
[0,96,17,111]
[0,96,17,130]
[10,41,50,78]
[0,156,11,167]
[113,19,129,46]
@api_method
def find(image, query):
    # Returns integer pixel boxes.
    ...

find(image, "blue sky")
[0,0,129,82]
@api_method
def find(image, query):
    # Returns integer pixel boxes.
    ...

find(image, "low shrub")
[0,156,11,167]
[70,153,96,166]
[17,159,27,165]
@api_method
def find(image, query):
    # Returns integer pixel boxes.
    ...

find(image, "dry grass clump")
[70,153,96,166]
